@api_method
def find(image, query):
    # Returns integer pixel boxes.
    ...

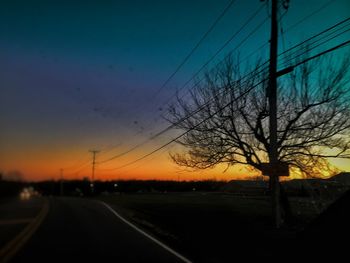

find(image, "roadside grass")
[96,192,320,262]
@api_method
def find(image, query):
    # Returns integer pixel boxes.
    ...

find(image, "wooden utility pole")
[268,0,282,228]
[60,168,64,196]
[89,150,100,193]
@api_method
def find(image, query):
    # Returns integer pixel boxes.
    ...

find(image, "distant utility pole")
[89,150,100,193]
[60,168,64,196]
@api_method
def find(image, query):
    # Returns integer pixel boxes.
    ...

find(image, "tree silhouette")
[167,53,350,179]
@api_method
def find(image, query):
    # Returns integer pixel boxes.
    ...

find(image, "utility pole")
[268,0,282,228]
[89,150,100,194]
[60,168,64,196]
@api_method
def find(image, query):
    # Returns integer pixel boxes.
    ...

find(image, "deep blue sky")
[1,0,349,180]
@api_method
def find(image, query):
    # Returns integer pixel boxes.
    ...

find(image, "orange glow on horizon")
[1,140,349,182]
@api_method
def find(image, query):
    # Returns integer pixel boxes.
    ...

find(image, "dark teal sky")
[1,0,349,180]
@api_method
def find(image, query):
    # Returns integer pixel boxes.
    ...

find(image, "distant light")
[20,187,31,200]
[114,183,118,187]
[90,183,94,187]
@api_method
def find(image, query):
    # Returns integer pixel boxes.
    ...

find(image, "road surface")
[12,197,189,263]
[0,197,44,251]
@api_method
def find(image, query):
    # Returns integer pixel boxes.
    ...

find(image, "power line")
[62,154,91,170]
[149,0,237,99]
[98,62,269,165]
[280,26,350,69]
[161,4,267,107]
[279,17,350,62]
[98,22,348,166]
[161,0,337,108]
[285,16,350,54]
[95,0,239,158]
[100,40,350,171]
[248,16,350,70]
[291,39,350,69]
[71,162,91,175]
[99,77,268,171]
[99,143,174,173]
[139,3,266,121]
[98,14,350,167]
[285,0,336,32]
[158,0,337,114]
[63,159,91,174]
[98,4,267,164]
[82,0,337,164]
[62,161,92,180]
[223,0,340,77]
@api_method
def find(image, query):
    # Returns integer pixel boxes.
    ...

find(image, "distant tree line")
[0,179,227,197]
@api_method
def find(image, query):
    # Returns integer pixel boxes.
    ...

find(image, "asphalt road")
[0,197,44,250]
[12,197,189,263]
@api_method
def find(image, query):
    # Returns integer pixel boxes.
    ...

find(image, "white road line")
[100,201,192,263]
[0,198,49,263]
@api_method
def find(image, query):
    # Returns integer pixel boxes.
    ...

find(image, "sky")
[1,0,350,181]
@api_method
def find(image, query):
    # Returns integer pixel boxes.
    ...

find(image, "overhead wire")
[100,38,350,171]
[154,0,339,120]
[228,0,339,75]
[161,4,267,107]
[280,25,350,68]
[98,62,270,165]
[97,0,332,160]
[279,17,350,62]
[148,0,237,100]
[160,0,337,108]
[93,0,238,159]
[285,0,335,33]
[102,77,269,171]
[98,3,267,163]
[79,0,337,165]
[98,17,350,166]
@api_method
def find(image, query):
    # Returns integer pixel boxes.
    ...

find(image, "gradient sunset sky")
[1,0,349,181]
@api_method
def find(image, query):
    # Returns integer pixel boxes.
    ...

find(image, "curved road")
[13,197,189,263]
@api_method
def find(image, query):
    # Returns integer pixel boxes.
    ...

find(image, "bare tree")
[166,53,350,179]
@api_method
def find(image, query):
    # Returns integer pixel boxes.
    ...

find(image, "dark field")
[97,192,322,262]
